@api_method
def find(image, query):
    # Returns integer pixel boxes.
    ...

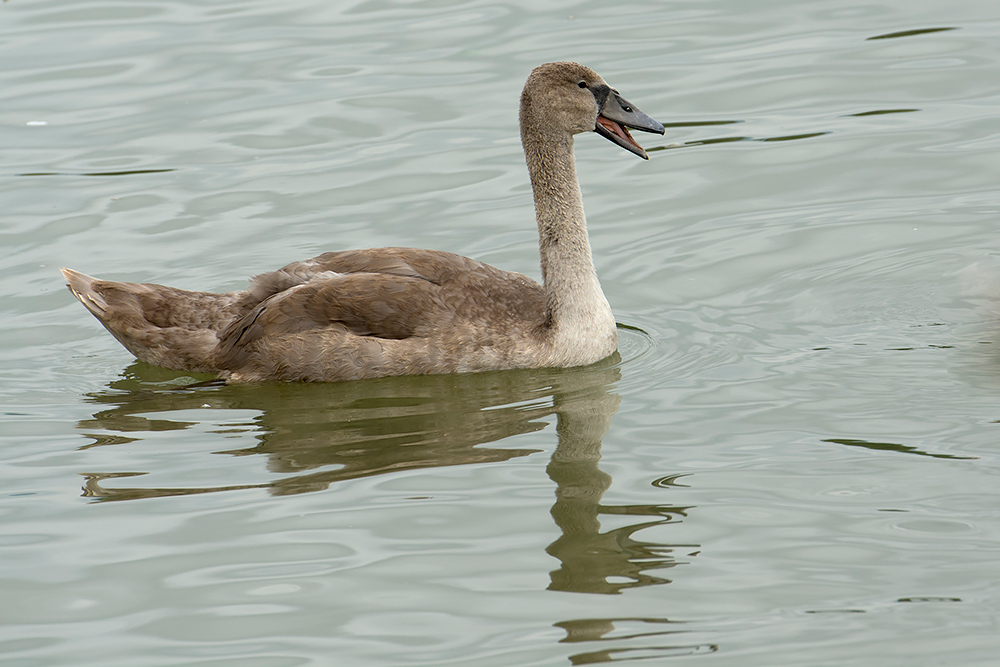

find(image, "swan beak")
[595,92,665,160]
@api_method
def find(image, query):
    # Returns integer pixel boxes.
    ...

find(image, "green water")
[2,0,1000,664]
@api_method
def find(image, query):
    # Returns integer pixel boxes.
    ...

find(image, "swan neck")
[522,126,613,344]
[523,133,589,277]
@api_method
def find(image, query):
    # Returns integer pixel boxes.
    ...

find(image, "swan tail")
[61,268,109,319]
[61,268,241,373]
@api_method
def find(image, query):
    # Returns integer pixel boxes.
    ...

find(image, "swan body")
[62,62,664,382]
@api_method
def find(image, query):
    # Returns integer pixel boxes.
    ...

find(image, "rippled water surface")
[3,0,1000,665]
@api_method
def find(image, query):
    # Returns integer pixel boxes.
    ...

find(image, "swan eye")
[578,81,587,88]
[623,105,633,112]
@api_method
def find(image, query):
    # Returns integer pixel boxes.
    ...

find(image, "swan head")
[520,61,665,159]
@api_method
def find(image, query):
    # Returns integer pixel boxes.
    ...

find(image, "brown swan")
[62,62,664,382]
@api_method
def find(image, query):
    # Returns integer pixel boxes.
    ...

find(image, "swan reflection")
[77,352,698,598]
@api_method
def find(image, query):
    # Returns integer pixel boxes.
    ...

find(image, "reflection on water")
[866,27,957,40]
[822,438,977,460]
[17,168,177,177]
[547,448,696,594]
[75,350,698,600]
[556,618,716,664]
[556,617,685,644]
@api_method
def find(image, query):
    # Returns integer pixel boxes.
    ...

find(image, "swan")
[62,62,664,382]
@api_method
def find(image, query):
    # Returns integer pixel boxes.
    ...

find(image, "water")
[2,0,1000,664]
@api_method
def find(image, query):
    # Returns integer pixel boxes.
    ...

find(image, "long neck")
[522,126,614,344]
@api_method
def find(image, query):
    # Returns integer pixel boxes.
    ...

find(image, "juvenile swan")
[62,62,664,382]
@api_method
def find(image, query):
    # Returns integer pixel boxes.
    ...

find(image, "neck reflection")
[544,380,696,595]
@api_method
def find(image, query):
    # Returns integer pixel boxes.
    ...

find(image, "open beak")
[595,91,665,159]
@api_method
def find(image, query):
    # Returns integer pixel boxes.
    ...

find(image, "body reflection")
[78,349,697,600]
[78,357,621,500]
